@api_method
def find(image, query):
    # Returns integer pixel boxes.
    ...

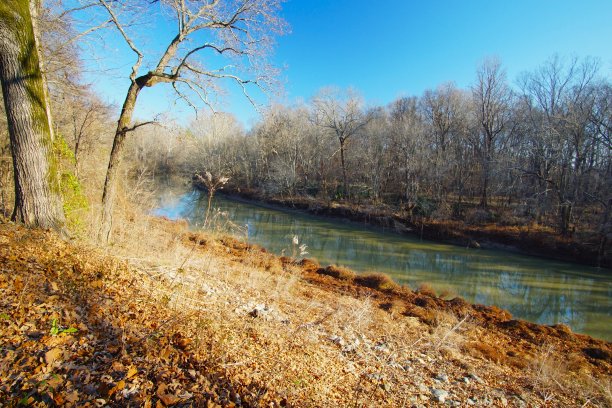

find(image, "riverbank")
[210,186,610,269]
[1,218,611,406]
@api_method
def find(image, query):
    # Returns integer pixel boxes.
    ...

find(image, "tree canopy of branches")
[312,88,370,198]
[82,0,287,241]
[472,59,514,208]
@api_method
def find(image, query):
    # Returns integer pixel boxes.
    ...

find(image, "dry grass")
[430,312,470,351]
[134,251,384,404]
[319,264,356,281]
[527,344,612,407]
[417,282,438,297]
[90,214,433,404]
[529,344,576,404]
[87,213,601,406]
[354,272,398,291]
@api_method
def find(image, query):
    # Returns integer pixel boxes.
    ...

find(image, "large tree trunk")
[480,159,489,208]
[0,0,65,230]
[28,0,54,142]
[480,135,493,208]
[340,140,347,198]
[98,82,141,242]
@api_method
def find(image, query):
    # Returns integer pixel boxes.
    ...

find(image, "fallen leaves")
[44,347,64,365]
[14,275,24,292]
[127,366,138,379]
[171,332,192,350]
[0,223,237,406]
[156,383,181,406]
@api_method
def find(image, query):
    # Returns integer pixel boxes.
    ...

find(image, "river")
[154,186,612,341]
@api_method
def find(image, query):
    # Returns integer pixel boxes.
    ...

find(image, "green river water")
[155,187,612,341]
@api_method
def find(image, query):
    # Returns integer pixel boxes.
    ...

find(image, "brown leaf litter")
[1,220,611,407]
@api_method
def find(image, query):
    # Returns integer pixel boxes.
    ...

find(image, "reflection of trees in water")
[510,272,610,334]
[157,189,612,339]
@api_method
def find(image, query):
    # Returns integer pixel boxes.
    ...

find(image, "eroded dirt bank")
[1,219,611,407]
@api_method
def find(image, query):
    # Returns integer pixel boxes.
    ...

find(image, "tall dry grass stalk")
[194,171,229,228]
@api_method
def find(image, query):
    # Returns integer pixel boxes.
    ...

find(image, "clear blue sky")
[83,0,612,128]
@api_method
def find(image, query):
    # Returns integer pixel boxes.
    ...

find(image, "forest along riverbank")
[214,187,611,270]
[155,185,612,341]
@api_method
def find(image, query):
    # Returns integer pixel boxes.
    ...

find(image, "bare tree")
[421,82,467,200]
[519,56,602,235]
[90,0,286,241]
[0,0,65,230]
[389,96,425,205]
[472,58,513,208]
[312,88,370,198]
[252,105,312,195]
[183,111,245,186]
[70,94,111,174]
[591,82,611,150]
[422,83,465,153]
[356,107,391,201]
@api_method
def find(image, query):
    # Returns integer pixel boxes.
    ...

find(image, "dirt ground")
[1,218,610,407]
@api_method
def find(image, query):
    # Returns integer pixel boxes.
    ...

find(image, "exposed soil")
[1,219,611,407]
[209,185,611,270]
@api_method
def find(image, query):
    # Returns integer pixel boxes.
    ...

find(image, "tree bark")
[0,0,65,230]
[479,133,493,208]
[98,81,142,242]
[340,139,347,198]
[480,154,490,208]
[28,0,54,142]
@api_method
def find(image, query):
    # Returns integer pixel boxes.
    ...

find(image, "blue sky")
[82,0,612,128]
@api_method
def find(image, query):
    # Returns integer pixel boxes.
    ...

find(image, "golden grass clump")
[319,264,356,281]
[298,258,321,273]
[417,282,437,297]
[354,272,398,291]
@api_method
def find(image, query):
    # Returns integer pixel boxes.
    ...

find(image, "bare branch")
[122,120,158,134]
[56,18,112,52]
[172,82,198,113]
[98,0,143,81]
[173,43,245,76]
[57,2,99,19]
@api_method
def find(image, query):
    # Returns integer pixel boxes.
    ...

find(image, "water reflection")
[154,188,612,341]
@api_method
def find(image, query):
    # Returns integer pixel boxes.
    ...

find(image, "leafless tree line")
[147,56,610,244]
